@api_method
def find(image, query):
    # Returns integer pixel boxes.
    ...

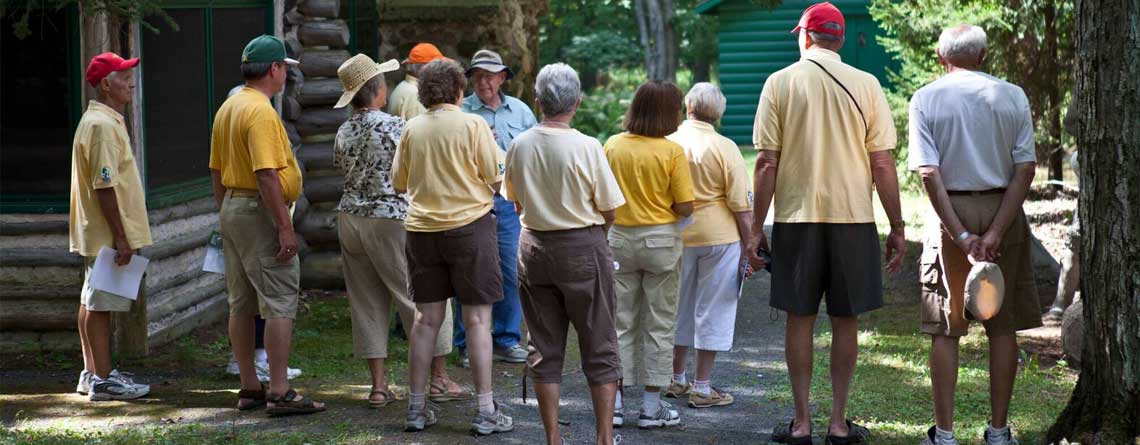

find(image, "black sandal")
[236,385,266,411]
[772,419,813,444]
[824,420,870,444]
[266,388,326,416]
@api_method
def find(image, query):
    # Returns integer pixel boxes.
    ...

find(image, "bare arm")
[211,169,226,210]
[748,150,779,263]
[734,210,757,274]
[976,162,1036,261]
[918,166,977,253]
[671,201,694,217]
[94,188,132,266]
[870,150,906,272]
[601,209,616,234]
[255,169,297,263]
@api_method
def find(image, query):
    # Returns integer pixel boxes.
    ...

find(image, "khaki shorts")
[920,194,1042,337]
[220,190,300,320]
[81,256,135,312]
[405,212,503,306]
[518,226,621,386]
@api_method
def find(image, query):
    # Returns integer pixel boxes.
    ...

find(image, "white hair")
[535,63,580,116]
[938,24,987,61]
[685,82,726,123]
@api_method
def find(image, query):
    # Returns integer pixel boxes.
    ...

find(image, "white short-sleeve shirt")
[907,70,1036,190]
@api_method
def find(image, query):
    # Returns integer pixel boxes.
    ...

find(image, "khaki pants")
[220,191,300,319]
[338,212,452,359]
[609,223,683,387]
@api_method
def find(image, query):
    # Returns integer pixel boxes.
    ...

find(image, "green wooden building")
[696,0,897,145]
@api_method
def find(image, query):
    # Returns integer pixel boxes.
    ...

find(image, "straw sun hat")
[334,54,400,109]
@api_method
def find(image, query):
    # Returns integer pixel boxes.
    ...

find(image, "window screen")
[212,7,268,113]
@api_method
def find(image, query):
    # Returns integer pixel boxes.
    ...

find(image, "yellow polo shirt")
[667,120,752,246]
[392,103,504,232]
[604,132,694,227]
[387,75,427,121]
[753,48,896,223]
[208,87,303,201]
[69,101,153,256]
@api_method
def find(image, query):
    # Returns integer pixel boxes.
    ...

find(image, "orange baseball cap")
[403,43,449,64]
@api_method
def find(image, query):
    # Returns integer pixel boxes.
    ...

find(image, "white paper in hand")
[89,246,149,301]
[203,230,225,275]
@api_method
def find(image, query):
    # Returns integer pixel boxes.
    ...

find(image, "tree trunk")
[1046,0,1140,443]
[634,0,677,82]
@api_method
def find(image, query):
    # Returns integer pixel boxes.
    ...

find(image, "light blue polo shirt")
[462,93,537,151]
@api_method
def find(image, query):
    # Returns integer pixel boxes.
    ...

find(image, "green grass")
[763,304,1076,445]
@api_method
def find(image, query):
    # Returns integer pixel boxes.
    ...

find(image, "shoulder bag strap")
[804,58,868,132]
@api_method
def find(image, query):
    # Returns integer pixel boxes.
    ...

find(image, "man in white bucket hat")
[908,24,1042,445]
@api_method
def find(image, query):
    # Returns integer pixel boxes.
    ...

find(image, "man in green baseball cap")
[242,34,300,65]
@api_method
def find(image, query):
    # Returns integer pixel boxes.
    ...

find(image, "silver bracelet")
[955,231,971,242]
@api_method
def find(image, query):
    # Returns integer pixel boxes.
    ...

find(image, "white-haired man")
[910,24,1040,445]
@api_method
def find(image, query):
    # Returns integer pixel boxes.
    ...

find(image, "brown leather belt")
[947,188,1006,196]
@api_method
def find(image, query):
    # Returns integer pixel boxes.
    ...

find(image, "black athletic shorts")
[769,223,882,317]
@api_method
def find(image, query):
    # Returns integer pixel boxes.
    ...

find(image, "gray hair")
[351,74,385,109]
[938,24,987,61]
[535,63,581,116]
[685,82,726,123]
[807,29,843,45]
[240,62,274,80]
[405,63,424,77]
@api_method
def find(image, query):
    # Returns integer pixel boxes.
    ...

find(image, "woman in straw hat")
[331,54,468,408]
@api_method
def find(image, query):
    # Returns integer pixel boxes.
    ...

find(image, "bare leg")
[229,315,260,392]
[931,334,960,431]
[988,334,1018,428]
[462,304,494,395]
[535,382,562,444]
[590,382,617,445]
[694,349,717,382]
[85,310,113,378]
[828,316,858,436]
[409,302,447,398]
[264,318,294,396]
[78,305,94,373]
[367,358,387,401]
[786,313,817,438]
[672,345,688,377]
[431,355,464,394]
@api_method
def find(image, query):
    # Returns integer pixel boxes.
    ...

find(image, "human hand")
[746,232,770,270]
[113,236,133,266]
[973,230,1003,262]
[953,233,981,257]
[884,227,906,273]
[277,229,298,263]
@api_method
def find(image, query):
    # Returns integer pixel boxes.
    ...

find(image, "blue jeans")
[454,195,523,350]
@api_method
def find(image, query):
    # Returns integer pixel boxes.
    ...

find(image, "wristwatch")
[955,231,972,243]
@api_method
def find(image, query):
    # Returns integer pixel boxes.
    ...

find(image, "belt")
[947,188,1006,196]
[226,188,259,198]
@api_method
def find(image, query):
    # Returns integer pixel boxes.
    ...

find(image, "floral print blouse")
[333,109,408,219]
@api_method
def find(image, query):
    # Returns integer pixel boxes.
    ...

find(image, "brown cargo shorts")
[518,226,621,385]
[920,193,1042,337]
[405,211,503,306]
[219,189,301,320]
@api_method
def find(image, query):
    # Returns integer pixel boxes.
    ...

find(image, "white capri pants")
[674,242,742,352]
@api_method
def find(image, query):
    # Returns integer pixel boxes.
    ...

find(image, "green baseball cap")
[242,35,299,65]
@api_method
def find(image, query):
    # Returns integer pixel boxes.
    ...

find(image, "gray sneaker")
[458,350,470,369]
[405,404,438,432]
[76,370,93,395]
[637,400,680,429]
[984,427,1019,445]
[493,344,528,363]
[89,373,149,401]
[471,403,514,435]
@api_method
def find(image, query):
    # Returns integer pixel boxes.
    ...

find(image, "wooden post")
[113,279,148,357]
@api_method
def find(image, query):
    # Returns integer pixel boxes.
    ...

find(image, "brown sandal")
[266,388,326,416]
[368,387,401,408]
[236,386,266,411]
[428,378,472,402]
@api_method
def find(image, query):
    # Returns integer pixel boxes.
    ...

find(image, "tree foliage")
[870,0,1074,189]
[4,0,176,39]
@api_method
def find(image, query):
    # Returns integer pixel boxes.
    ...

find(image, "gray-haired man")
[910,24,1040,445]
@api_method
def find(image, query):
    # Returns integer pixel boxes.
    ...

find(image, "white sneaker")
[226,356,240,375]
[76,370,93,395]
[637,400,680,429]
[984,426,1019,445]
[89,372,149,401]
[254,360,301,382]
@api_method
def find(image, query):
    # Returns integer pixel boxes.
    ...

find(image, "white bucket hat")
[965,260,1005,321]
[334,54,400,109]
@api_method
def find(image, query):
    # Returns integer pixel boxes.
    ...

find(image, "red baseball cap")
[86,52,140,86]
[791,2,845,36]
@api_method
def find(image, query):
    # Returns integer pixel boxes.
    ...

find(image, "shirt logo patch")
[100,167,113,184]
[497,162,505,175]
[747,190,755,203]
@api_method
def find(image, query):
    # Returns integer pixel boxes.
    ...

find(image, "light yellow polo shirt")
[667,119,752,246]
[208,87,303,201]
[69,101,153,256]
[503,126,626,231]
[753,48,896,223]
[392,103,504,232]
[604,132,694,227]
[387,75,427,121]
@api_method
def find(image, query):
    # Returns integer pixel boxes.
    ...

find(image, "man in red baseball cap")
[70,51,153,401]
[749,2,902,444]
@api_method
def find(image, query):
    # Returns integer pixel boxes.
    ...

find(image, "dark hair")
[351,74,385,109]
[623,80,683,137]
[417,59,466,108]
[241,62,275,81]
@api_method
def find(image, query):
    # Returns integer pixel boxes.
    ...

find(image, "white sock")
[477,392,495,416]
[693,379,711,394]
[936,427,956,444]
[254,349,268,363]
[987,423,1010,442]
[409,392,426,410]
[614,390,623,410]
[673,372,686,384]
[642,390,661,414]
